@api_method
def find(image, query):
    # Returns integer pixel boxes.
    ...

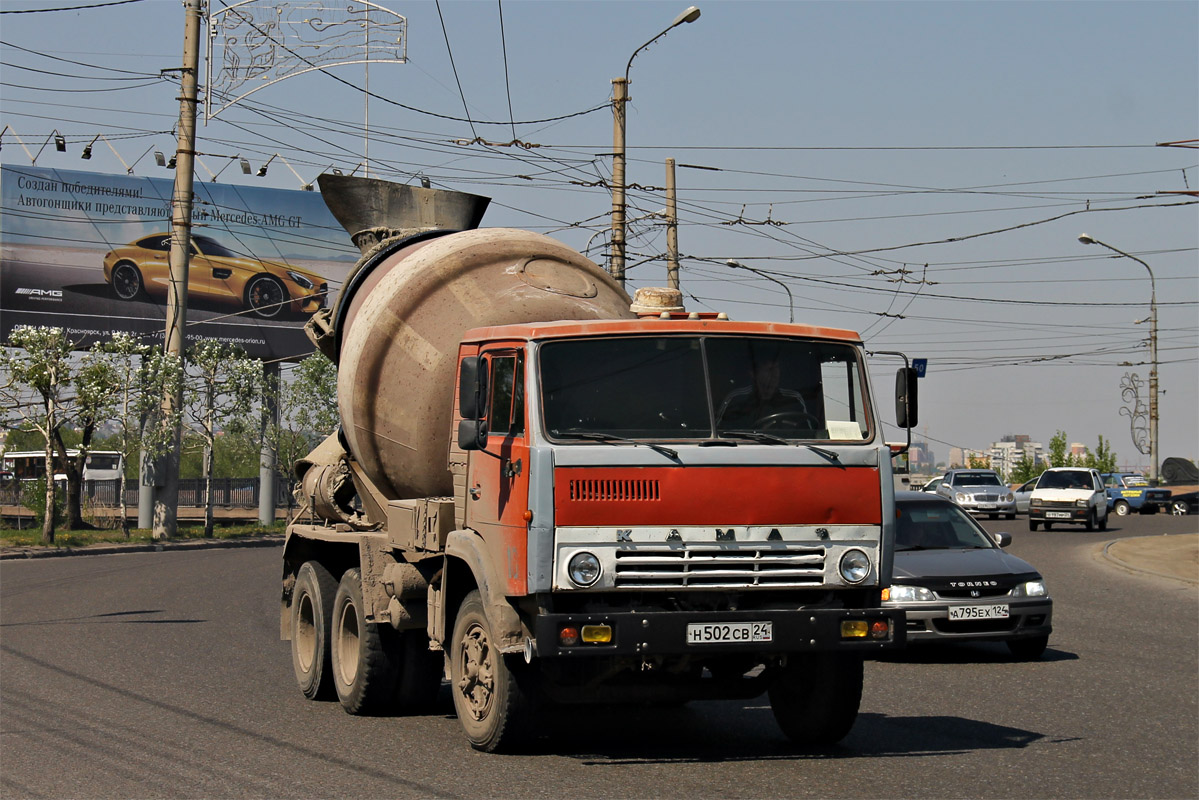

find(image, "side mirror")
[895,367,918,428]
[458,356,489,421]
[992,532,1012,548]
[457,419,489,451]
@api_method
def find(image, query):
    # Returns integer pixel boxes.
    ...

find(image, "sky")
[1,0,1197,472]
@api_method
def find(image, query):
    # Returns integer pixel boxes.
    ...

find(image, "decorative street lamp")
[610,6,701,288]
[1078,233,1160,483]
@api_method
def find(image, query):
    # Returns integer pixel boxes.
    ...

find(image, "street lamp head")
[1078,233,1097,245]
[672,6,701,26]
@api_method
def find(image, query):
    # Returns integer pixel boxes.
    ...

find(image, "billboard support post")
[259,362,280,526]
[153,0,202,540]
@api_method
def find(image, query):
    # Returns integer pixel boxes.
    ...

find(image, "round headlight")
[839,549,871,584]
[568,552,601,587]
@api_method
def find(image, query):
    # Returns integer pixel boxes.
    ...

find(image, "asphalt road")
[1,514,1196,799]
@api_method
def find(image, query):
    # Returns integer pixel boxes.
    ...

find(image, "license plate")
[1046,511,1071,519]
[977,504,996,510]
[686,621,772,644]
[949,604,1009,621]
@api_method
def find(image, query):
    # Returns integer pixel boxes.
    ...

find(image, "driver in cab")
[716,350,811,431]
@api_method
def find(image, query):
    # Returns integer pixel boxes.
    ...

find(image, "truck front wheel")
[331,568,401,715]
[291,561,337,700]
[768,653,863,747]
[450,590,532,752]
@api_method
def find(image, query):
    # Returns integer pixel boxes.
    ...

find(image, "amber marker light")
[581,624,613,644]
[523,509,534,523]
[841,620,869,638]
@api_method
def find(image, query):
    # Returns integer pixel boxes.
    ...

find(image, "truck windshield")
[539,335,871,442]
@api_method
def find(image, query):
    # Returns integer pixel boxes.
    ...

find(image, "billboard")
[0,165,358,361]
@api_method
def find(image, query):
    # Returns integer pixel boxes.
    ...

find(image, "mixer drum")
[336,227,633,500]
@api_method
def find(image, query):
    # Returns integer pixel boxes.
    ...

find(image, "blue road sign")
[912,358,927,378]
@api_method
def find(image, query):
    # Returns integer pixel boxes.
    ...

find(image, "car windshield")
[539,335,871,442]
[191,235,240,258]
[1038,471,1093,490]
[953,472,1002,487]
[895,501,995,550]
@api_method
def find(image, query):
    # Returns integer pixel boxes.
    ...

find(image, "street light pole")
[1078,233,1159,483]
[610,6,700,288]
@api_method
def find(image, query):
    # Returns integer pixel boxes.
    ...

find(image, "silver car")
[884,493,1053,660]
[936,469,1017,519]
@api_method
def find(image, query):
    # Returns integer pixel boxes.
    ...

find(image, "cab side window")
[487,353,524,437]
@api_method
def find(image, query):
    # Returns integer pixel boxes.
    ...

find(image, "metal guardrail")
[0,478,292,509]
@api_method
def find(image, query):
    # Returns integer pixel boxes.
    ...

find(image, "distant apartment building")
[948,447,990,469]
[989,434,1044,480]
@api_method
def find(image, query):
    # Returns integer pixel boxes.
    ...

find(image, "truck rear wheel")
[768,653,863,747]
[331,568,401,715]
[450,590,533,752]
[291,561,337,700]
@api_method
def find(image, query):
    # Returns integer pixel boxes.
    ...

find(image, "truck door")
[466,347,531,595]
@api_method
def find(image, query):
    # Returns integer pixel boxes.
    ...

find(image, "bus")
[0,450,124,482]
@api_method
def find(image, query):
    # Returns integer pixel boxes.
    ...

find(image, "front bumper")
[1030,507,1093,524]
[959,498,1017,516]
[532,606,905,658]
[891,598,1052,643]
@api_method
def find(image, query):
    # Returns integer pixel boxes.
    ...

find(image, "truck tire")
[291,561,338,701]
[1113,499,1131,516]
[331,568,401,715]
[396,632,444,712]
[450,590,533,752]
[768,653,863,747]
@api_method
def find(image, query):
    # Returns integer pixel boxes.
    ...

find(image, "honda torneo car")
[103,233,327,319]
[883,493,1053,660]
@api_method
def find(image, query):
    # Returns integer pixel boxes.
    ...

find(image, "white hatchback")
[1028,468,1108,531]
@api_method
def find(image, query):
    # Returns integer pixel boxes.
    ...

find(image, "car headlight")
[286,270,315,289]
[955,492,969,503]
[883,585,935,603]
[1075,499,1089,507]
[1031,498,1043,507]
[839,549,871,583]
[567,552,601,587]
[1010,580,1047,598]
[1002,493,1014,502]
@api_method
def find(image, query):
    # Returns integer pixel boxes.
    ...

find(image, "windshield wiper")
[720,430,789,445]
[721,430,840,462]
[553,430,679,461]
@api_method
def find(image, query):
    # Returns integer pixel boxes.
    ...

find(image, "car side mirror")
[895,367,918,428]
[992,532,1012,548]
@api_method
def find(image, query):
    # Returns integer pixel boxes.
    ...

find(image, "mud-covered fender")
[441,529,526,654]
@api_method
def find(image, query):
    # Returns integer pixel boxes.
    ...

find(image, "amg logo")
[950,580,998,588]
[16,288,63,299]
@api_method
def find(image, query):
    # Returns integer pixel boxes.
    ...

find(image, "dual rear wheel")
[289,562,442,715]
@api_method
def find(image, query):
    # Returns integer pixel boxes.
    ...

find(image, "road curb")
[1100,534,1199,586]
[0,534,284,560]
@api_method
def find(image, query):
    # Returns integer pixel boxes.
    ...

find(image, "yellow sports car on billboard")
[102,233,327,319]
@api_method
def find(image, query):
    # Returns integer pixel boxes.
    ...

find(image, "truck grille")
[569,479,660,502]
[613,546,825,589]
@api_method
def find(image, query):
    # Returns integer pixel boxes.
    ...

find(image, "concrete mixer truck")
[280,174,917,752]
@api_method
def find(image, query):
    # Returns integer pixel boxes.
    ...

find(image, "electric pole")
[154,0,202,538]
